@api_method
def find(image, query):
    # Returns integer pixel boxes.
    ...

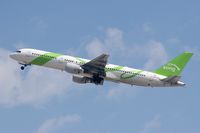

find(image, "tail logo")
[163,63,180,73]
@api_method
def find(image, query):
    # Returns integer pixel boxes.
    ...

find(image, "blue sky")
[0,0,200,133]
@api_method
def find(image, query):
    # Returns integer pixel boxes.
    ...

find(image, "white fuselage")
[10,48,184,87]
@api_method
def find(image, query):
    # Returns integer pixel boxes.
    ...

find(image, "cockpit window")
[16,50,21,53]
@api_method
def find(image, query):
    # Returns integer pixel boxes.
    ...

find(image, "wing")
[81,54,109,77]
[161,76,181,84]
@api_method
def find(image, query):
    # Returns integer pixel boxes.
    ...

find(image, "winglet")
[154,52,193,77]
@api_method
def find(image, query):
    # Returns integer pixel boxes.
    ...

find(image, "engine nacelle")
[72,75,91,84]
[65,63,83,74]
[72,75,104,85]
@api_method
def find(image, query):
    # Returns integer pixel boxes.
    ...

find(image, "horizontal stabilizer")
[161,76,181,83]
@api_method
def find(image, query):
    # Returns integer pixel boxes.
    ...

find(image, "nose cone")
[9,53,18,60]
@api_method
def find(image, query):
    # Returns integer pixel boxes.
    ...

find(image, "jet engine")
[72,75,92,84]
[65,63,83,74]
[72,75,104,85]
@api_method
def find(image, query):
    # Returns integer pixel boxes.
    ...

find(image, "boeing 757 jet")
[10,49,193,87]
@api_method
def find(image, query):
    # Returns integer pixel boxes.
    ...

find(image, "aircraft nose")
[9,53,18,60]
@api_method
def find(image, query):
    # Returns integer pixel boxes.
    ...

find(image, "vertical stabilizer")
[154,52,193,77]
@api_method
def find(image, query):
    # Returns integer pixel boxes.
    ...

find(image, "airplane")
[10,48,193,87]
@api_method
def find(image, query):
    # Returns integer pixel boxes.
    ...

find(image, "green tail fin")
[154,52,193,77]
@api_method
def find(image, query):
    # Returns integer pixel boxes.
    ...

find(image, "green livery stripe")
[30,52,62,65]
[105,64,143,80]
[105,66,124,72]
[120,70,143,79]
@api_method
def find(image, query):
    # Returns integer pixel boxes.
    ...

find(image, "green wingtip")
[154,52,193,77]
